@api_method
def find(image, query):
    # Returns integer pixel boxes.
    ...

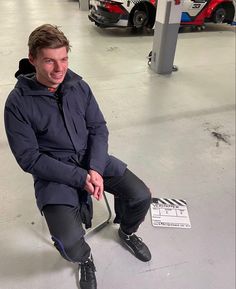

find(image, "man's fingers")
[98,189,103,200]
[84,174,95,195]
[85,183,94,195]
[85,172,104,200]
[93,186,100,200]
[93,185,104,201]
[98,184,104,200]
[92,179,100,186]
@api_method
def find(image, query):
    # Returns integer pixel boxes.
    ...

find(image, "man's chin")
[50,78,64,86]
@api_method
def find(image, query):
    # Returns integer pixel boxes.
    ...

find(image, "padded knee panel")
[52,236,75,262]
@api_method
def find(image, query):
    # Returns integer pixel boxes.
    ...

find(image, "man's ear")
[28,54,35,66]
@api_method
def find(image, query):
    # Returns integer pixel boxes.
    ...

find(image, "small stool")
[86,192,112,236]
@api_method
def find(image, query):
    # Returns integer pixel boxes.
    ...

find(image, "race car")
[88,0,235,29]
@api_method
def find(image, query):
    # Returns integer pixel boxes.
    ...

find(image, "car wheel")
[212,7,227,23]
[133,10,148,28]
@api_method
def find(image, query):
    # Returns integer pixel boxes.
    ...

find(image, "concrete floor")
[0,0,235,289]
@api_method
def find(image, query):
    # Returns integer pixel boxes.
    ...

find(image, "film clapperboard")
[151,198,191,228]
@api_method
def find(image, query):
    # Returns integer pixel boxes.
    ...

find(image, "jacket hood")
[15,58,36,78]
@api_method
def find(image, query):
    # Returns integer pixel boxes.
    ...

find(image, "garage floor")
[0,1,235,289]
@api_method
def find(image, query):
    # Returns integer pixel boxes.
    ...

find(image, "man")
[233,0,236,25]
[4,24,151,289]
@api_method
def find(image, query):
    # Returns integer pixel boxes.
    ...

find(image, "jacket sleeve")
[4,95,87,188]
[82,81,109,176]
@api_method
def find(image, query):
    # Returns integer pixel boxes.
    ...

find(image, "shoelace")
[129,235,144,249]
[81,259,96,281]
[80,255,96,281]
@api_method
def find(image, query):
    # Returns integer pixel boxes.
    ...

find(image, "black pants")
[43,169,151,263]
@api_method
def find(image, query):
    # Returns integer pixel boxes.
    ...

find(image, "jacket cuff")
[76,167,88,188]
[89,163,104,177]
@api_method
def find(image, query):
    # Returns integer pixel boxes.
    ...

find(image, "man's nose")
[54,61,62,71]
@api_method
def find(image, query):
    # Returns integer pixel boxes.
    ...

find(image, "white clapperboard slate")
[151,198,191,228]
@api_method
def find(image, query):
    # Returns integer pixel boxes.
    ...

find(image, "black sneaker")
[79,256,97,289]
[118,228,151,262]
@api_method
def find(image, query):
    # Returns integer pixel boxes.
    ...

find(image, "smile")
[51,74,63,79]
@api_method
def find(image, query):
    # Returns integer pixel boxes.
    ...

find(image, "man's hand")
[88,169,104,200]
[84,174,95,195]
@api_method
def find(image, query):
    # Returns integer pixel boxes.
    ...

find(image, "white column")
[79,0,89,11]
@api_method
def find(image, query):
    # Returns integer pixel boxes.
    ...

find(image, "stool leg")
[86,192,112,237]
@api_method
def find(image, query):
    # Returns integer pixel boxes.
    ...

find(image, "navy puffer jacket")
[4,69,126,211]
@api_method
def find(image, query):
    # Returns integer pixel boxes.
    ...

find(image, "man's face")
[29,46,68,88]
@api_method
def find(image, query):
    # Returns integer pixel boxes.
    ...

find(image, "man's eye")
[45,59,53,64]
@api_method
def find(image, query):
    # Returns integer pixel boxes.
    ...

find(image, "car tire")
[133,9,148,28]
[212,6,227,23]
